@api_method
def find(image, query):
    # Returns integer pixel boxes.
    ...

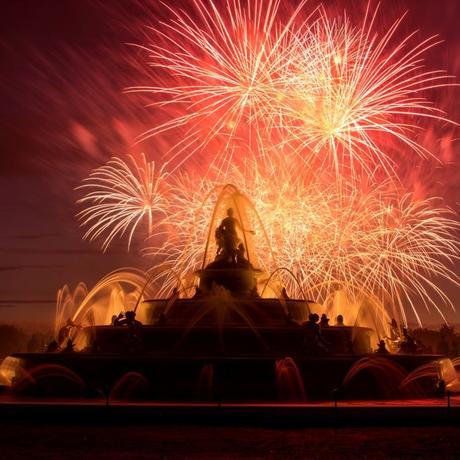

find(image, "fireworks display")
[127,0,307,172]
[75,0,459,327]
[142,163,459,326]
[129,0,455,177]
[77,154,168,251]
[281,5,455,178]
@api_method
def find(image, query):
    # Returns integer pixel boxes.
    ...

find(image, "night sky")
[0,0,459,327]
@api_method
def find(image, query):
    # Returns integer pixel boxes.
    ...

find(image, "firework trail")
[360,193,460,325]
[281,4,456,178]
[74,1,459,326]
[130,1,455,179]
[77,154,169,251]
[145,163,459,325]
[128,0,313,173]
[144,171,220,296]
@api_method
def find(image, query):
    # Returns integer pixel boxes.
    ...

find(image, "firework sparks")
[73,1,459,326]
[282,4,456,177]
[130,1,455,179]
[145,163,459,326]
[361,193,460,325]
[128,0,311,173]
[144,171,221,296]
[77,154,169,251]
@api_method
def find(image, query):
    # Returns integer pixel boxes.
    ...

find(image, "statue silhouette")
[217,208,241,263]
[236,243,250,268]
[376,339,389,354]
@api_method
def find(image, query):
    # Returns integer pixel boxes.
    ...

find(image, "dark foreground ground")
[0,423,460,460]
[0,397,459,459]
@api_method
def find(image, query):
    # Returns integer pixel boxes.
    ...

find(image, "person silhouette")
[119,311,143,353]
[303,313,328,354]
[112,312,124,326]
[320,313,330,327]
[46,340,60,353]
[62,339,75,353]
[303,313,320,342]
[119,310,142,327]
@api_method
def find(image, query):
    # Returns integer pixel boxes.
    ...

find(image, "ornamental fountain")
[1,185,459,402]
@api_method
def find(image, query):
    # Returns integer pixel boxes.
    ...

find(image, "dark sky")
[0,0,459,327]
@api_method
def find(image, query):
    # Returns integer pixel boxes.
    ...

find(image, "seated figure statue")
[399,327,417,354]
[201,208,256,295]
[236,243,251,268]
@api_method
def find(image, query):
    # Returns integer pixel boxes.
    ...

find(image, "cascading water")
[54,268,157,349]
[13,363,87,397]
[1,184,453,404]
[342,357,412,399]
[109,372,151,401]
[275,357,306,402]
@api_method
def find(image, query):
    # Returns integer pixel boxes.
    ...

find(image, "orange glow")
[129,1,455,178]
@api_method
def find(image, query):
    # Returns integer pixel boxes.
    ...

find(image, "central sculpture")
[199,206,256,295]
[2,183,458,403]
[215,207,252,266]
[216,207,240,262]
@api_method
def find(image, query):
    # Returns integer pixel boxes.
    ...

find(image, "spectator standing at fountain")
[112,312,124,326]
[119,310,142,327]
[335,315,344,326]
[62,339,75,353]
[320,314,330,327]
[303,313,319,345]
[334,314,347,352]
[303,313,328,354]
[46,340,60,353]
[119,311,143,353]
